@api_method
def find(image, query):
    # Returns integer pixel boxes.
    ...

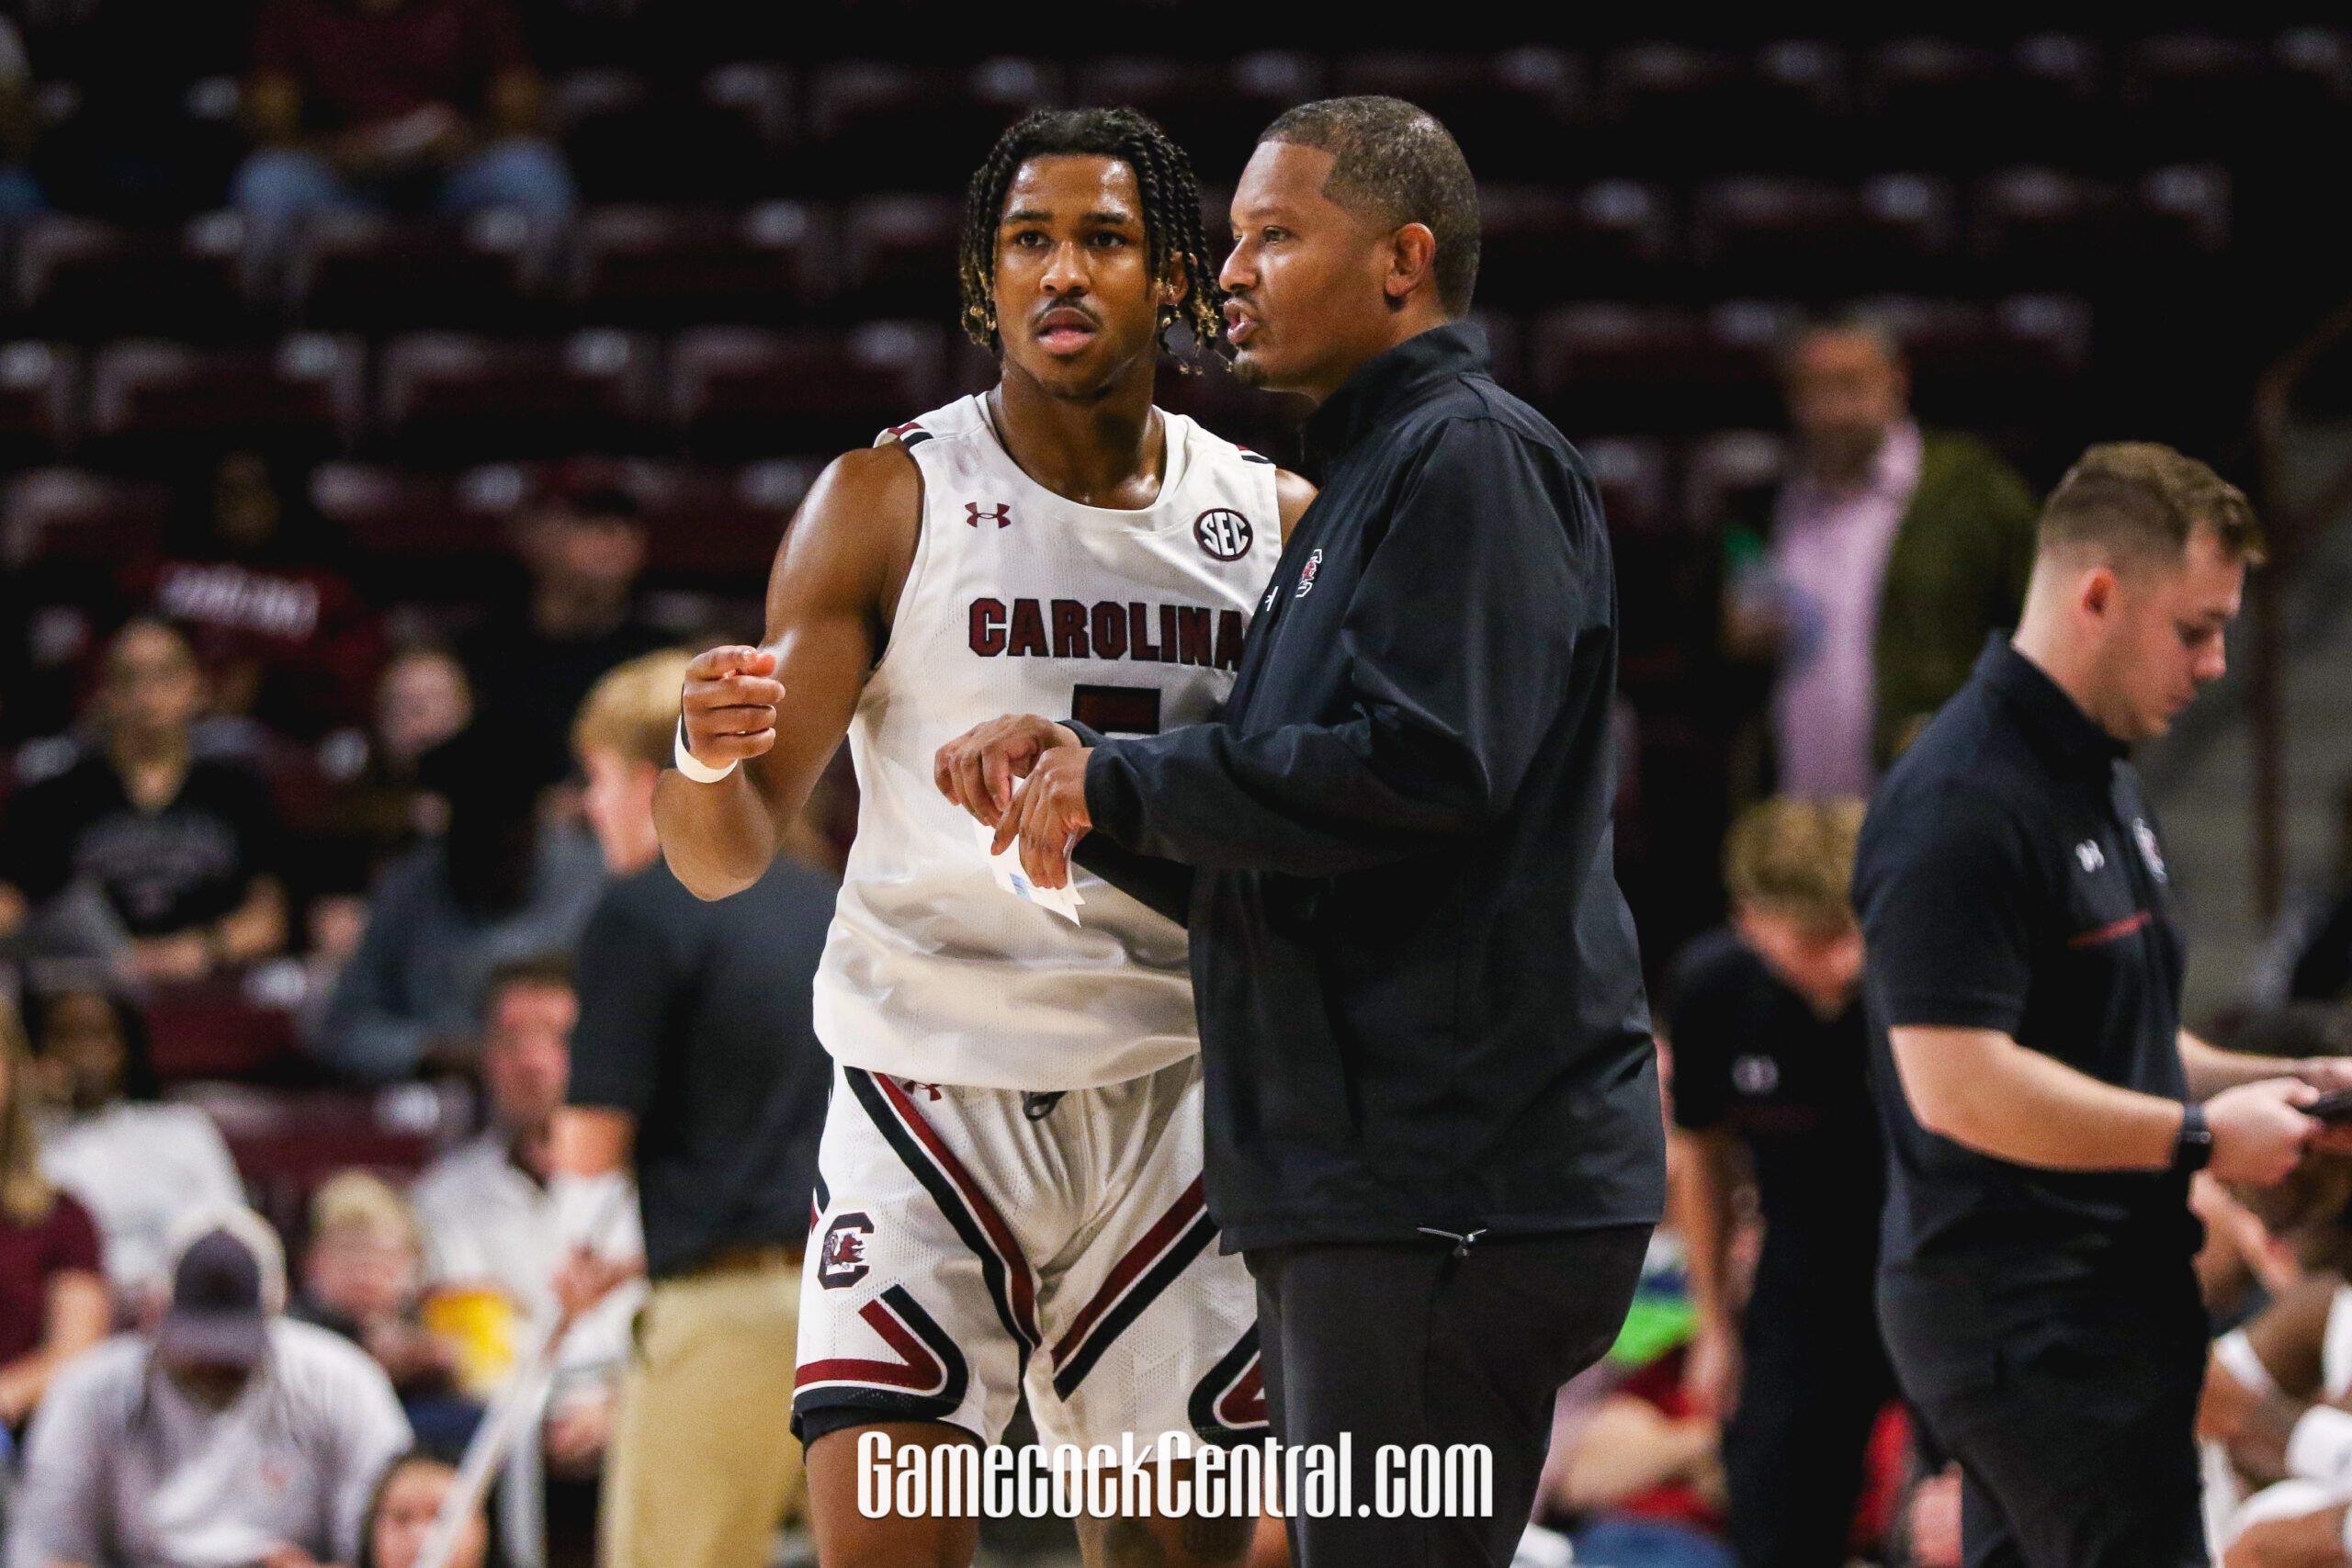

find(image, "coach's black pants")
[1724,1236,1897,1568]
[1247,1224,1651,1568]
[1879,1260,2210,1568]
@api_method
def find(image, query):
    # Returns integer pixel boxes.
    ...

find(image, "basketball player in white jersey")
[656,108,1313,1568]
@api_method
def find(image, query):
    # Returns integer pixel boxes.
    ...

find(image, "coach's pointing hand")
[681,645,784,768]
[934,713,1081,829]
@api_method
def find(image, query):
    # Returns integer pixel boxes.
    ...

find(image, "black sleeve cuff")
[1076,745,1193,924]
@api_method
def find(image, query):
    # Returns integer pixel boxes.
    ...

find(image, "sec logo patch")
[1193,508,1254,561]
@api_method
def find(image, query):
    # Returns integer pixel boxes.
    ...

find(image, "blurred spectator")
[311,724,605,1080]
[1724,320,2038,796]
[25,977,245,1314]
[234,0,572,233]
[412,953,640,1559]
[2197,1154,2352,1564]
[1663,798,1893,1568]
[556,650,834,1568]
[458,480,669,787]
[128,452,387,742]
[361,1451,491,1568]
[290,1171,458,1412]
[0,619,288,980]
[10,1207,412,1568]
[1549,1345,1731,1568]
[0,998,107,1427]
[314,645,475,871]
[0,14,44,214]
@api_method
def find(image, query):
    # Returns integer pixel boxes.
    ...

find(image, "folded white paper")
[973,819,1084,924]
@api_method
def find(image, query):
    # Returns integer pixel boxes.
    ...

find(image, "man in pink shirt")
[1728,321,2039,799]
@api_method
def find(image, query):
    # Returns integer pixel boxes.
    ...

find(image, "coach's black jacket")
[1080,321,1665,1253]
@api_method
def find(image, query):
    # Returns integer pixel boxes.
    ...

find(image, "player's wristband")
[2215,1328,2279,1400]
[673,716,738,784]
[2287,1404,2352,1483]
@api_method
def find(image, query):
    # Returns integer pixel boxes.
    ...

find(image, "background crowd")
[0,2,2342,1566]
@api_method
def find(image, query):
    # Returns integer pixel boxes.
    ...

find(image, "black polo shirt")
[567,856,836,1279]
[1082,320,1665,1253]
[1664,928,1882,1262]
[1854,637,2192,1286]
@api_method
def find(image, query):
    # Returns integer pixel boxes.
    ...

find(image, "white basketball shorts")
[792,1054,1267,1455]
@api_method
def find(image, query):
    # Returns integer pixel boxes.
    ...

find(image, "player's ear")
[1159,261,1190,309]
[1385,223,1438,304]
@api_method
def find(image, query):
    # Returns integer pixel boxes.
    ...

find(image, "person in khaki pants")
[550,650,838,1568]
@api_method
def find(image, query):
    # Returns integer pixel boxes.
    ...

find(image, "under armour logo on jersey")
[819,1213,874,1290]
[965,502,1012,529]
[1294,547,1324,599]
[2075,840,2106,874]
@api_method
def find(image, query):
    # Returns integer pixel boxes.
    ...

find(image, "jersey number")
[1072,685,1161,736]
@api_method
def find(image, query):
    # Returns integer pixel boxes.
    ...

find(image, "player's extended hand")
[997,746,1092,891]
[681,645,784,770]
[2206,1077,2323,1186]
[933,713,1081,829]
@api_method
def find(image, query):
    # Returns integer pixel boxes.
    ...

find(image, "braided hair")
[957,107,1225,371]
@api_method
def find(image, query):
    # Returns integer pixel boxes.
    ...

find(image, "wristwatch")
[2171,1100,2214,1175]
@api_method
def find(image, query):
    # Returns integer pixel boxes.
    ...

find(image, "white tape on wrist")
[2287,1404,2352,1483]
[2217,1329,2280,1400]
[673,716,738,784]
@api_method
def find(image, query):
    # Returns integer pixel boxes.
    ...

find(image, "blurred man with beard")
[1724,320,2039,797]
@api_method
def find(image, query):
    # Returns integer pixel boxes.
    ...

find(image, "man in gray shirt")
[13,1208,412,1568]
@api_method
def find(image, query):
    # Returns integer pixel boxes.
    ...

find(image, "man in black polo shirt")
[1668,796,1891,1568]
[1858,443,2352,1568]
[552,650,836,1568]
[936,97,1663,1568]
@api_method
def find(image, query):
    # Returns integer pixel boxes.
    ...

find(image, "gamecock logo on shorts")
[1193,508,1254,561]
[820,1213,876,1290]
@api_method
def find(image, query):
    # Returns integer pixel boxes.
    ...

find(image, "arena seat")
[1860,37,2012,165]
[309,461,475,558]
[670,321,946,461]
[572,202,832,327]
[85,333,365,466]
[1531,302,1709,432]
[1971,167,2127,283]
[1690,176,1858,294]
[143,973,299,1080]
[179,1080,462,1241]
[2122,32,2276,157]
[1681,429,1787,531]
[2136,163,2233,256]
[1855,173,1961,278]
[1575,434,1673,536]
[1597,42,1746,175]
[376,329,661,465]
[0,466,170,568]
[625,458,815,577]
[15,211,253,341]
[839,194,962,318]
[807,59,1053,194]
[1333,50,1581,178]
[1072,53,1319,182]
[1478,180,1675,310]
[288,210,553,335]
[0,341,81,466]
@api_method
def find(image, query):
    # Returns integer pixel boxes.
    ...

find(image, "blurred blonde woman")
[0,997,107,1427]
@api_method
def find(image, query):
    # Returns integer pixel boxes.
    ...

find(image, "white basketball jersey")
[810,393,1281,1091]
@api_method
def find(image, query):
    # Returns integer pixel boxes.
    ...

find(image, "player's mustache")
[1032,300,1103,332]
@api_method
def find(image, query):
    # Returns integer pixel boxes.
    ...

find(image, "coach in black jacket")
[938,97,1663,1567]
